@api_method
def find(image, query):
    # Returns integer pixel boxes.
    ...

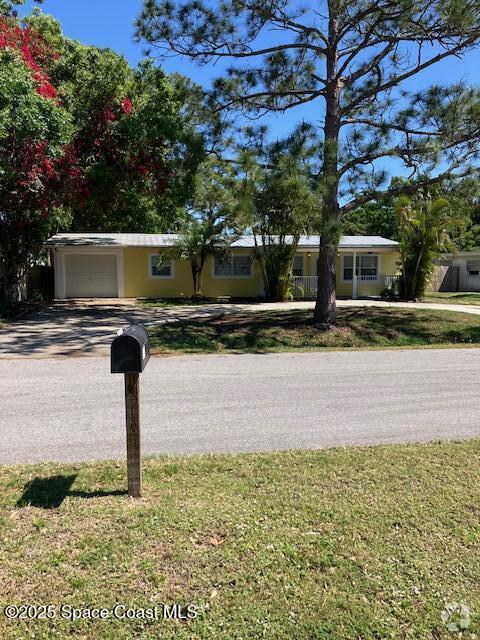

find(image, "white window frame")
[341,253,380,283]
[467,260,480,276]
[292,253,305,277]
[148,252,175,279]
[213,254,252,278]
[342,254,354,282]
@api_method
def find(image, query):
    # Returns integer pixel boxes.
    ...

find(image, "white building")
[434,252,480,292]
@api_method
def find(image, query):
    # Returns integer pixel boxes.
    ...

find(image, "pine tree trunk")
[314,9,340,328]
[314,231,337,326]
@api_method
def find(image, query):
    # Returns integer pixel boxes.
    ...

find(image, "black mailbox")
[111,324,150,374]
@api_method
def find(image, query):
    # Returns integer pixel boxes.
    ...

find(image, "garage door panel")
[65,254,118,298]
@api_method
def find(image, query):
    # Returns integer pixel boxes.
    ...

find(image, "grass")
[148,307,480,354]
[0,441,479,639]
[422,292,480,306]
[138,297,238,308]
[138,297,209,308]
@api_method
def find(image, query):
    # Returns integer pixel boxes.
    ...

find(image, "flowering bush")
[0,16,57,98]
[0,15,163,219]
[121,97,133,114]
[0,13,202,303]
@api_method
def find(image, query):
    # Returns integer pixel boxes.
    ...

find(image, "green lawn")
[0,441,479,639]
[149,307,480,354]
[138,297,233,308]
[423,292,480,306]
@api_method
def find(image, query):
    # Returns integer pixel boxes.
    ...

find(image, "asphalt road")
[1,348,480,464]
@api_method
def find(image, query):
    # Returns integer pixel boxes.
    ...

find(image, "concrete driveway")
[1,348,480,464]
[2,297,480,358]
[0,299,235,358]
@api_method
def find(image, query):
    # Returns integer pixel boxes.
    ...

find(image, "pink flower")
[121,97,133,114]
[104,108,117,122]
[36,81,57,99]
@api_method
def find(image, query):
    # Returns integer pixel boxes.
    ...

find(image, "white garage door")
[65,254,118,298]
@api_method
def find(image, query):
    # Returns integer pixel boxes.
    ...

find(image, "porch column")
[352,250,358,300]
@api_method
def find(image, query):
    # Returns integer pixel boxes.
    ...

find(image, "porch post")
[352,250,358,300]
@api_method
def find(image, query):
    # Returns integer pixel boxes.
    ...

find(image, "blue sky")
[22,0,480,181]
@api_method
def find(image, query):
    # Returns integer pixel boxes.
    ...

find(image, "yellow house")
[46,233,400,300]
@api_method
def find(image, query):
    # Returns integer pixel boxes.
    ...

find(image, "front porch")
[292,274,400,300]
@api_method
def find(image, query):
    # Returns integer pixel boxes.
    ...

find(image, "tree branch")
[151,34,325,60]
[342,34,480,114]
[340,42,396,86]
[341,165,480,214]
[338,147,403,176]
[214,89,324,113]
[340,117,440,136]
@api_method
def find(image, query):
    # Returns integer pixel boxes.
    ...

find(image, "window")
[149,254,172,278]
[343,255,354,281]
[359,255,378,280]
[292,254,304,277]
[343,254,378,281]
[467,261,480,276]
[214,255,251,277]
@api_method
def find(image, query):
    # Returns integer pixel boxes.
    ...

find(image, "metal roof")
[231,235,398,249]
[45,233,180,247]
[440,251,480,259]
[46,233,398,249]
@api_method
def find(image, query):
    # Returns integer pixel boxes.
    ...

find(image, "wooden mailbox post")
[111,325,150,498]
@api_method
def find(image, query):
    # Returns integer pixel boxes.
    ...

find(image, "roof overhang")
[45,233,399,251]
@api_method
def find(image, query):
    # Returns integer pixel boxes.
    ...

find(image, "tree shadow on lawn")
[17,475,126,509]
[158,314,291,352]
[154,307,480,352]
[430,292,480,300]
[339,307,480,344]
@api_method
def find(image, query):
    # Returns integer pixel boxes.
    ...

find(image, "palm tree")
[396,195,462,299]
[174,217,227,297]
[175,158,237,297]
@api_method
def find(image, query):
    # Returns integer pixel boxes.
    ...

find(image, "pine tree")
[137,0,480,326]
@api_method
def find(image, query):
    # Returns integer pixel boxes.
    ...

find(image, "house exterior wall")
[53,244,400,299]
[302,249,399,297]
[429,254,480,292]
[449,255,480,292]
[123,246,400,299]
[123,247,264,298]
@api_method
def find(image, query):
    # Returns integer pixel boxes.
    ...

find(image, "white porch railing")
[355,278,379,298]
[384,274,401,294]
[292,274,400,299]
[384,274,401,287]
[292,276,318,299]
